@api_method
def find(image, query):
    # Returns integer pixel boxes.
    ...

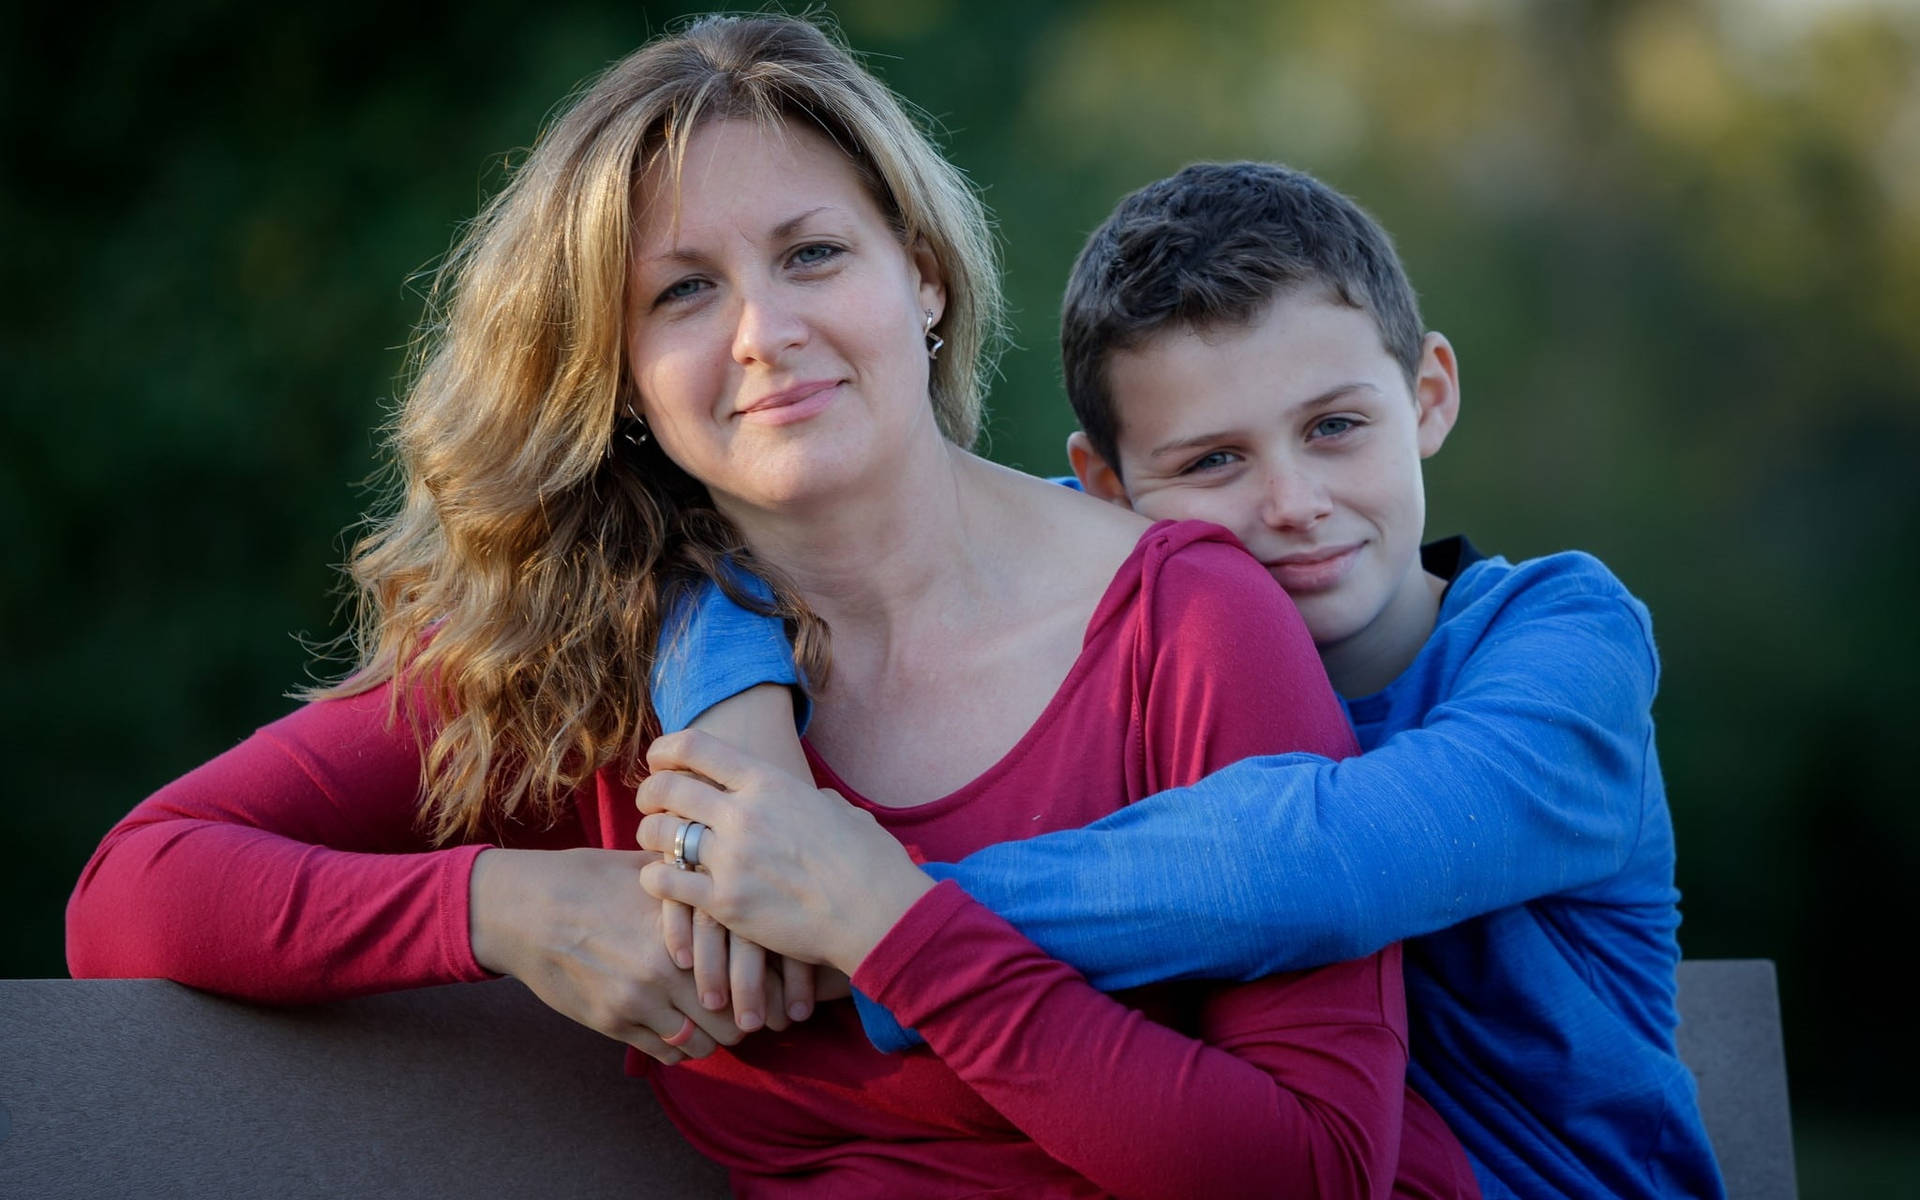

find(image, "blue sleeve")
[855,564,1656,1050]
[650,572,810,734]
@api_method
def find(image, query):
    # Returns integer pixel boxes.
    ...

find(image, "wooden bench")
[0,960,1794,1197]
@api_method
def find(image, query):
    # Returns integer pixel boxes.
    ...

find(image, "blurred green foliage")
[5,0,1916,1191]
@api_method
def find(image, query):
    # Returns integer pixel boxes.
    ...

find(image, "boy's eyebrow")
[638,206,840,268]
[1143,381,1381,459]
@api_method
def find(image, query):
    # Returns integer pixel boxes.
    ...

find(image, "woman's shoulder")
[1133,518,1264,572]
[1130,520,1286,609]
[978,459,1150,586]
[1078,519,1300,649]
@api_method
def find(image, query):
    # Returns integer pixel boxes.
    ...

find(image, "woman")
[68,14,1472,1198]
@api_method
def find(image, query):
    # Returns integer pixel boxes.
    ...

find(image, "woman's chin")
[712,452,874,519]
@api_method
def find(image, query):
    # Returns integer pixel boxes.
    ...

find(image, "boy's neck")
[1318,568,1450,699]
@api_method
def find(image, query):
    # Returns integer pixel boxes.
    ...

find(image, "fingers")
[730,932,767,1032]
[782,953,815,1023]
[660,898,695,970]
[692,908,729,1012]
[646,728,766,791]
[624,1026,688,1067]
[640,857,716,911]
[636,770,729,826]
[760,962,790,1033]
[637,811,705,858]
[620,1010,717,1064]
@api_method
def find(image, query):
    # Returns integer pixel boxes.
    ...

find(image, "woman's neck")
[717,434,1002,644]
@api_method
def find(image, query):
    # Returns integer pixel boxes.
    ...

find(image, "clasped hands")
[635,729,937,1022]
[470,731,931,1066]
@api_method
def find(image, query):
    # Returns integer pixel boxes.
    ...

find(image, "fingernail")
[738,1011,762,1032]
[674,949,692,969]
[661,1017,696,1047]
[703,991,724,1010]
[789,1001,812,1022]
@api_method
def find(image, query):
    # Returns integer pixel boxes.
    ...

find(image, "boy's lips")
[1263,543,1362,592]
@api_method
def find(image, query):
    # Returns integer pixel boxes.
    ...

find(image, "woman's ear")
[910,236,946,328]
[1067,432,1131,507]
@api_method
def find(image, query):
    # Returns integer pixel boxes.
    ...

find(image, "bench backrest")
[1675,958,1799,1199]
[3,961,1795,1197]
[0,978,727,1198]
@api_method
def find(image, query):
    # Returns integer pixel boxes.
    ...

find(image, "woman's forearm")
[855,882,1408,1200]
[68,782,490,1002]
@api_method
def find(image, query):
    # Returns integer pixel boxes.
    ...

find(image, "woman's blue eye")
[792,243,840,266]
[657,277,707,305]
[1310,416,1356,439]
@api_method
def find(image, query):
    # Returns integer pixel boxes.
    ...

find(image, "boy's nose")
[1260,467,1333,531]
[731,291,809,365]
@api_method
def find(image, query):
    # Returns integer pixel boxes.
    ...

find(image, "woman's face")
[625,118,945,515]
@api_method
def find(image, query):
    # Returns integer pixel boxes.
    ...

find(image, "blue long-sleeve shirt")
[653,540,1723,1200]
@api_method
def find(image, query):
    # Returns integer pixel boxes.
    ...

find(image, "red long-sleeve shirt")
[68,521,1475,1198]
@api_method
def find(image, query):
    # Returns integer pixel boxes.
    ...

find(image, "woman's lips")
[738,380,840,425]
[1263,544,1361,592]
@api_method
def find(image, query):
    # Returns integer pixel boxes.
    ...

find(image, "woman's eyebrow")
[770,205,838,239]
[638,205,843,269]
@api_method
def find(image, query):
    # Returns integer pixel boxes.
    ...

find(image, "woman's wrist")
[831,862,937,975]
[468,847,531,977]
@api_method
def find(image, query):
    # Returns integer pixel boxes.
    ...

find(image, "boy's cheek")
[1130,480,1239,528]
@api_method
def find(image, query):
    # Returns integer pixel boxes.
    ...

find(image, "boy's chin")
[1289,589,1383,651]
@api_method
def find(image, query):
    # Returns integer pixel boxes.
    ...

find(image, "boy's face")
[1073,288,1458,676]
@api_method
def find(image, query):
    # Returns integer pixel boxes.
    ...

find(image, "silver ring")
[671,820,707,871]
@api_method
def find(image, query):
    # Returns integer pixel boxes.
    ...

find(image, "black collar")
[1421,535,1488,603]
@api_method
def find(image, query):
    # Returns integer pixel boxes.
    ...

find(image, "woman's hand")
[468,846,750,1064]
[635,730,935,975]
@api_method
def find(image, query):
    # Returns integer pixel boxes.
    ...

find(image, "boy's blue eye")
[1182,450,1238,474]
[1310,416,1356,439]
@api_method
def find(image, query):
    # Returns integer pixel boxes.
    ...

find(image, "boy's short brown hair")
[1061,162,1424,473]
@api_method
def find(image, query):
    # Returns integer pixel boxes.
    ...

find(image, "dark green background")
[6,1,1916,1191]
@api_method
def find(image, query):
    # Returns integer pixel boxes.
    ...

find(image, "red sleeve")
[66,683,502,1002]
[854,527,1435,1200]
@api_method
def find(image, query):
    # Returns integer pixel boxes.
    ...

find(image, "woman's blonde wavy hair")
[316,12,1005,843]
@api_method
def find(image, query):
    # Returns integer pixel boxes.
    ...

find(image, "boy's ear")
[1066,432,1132,507]
[1413,332,1462,458]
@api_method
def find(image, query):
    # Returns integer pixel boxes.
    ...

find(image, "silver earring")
[923,309,944,361]
[621,403,650,447]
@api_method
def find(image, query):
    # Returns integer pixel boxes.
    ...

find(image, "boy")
[649,162,1723,1199]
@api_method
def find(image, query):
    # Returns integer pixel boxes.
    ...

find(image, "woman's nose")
[731,288,809,365]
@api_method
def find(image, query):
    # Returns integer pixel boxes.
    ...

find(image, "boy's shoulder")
[1437,537,1647,623]
[1354,539,1661,736]
[1424,537,1657,673]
